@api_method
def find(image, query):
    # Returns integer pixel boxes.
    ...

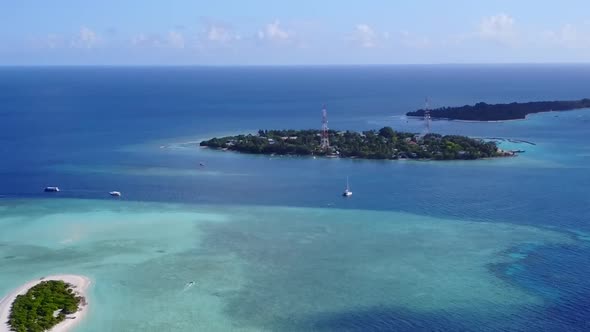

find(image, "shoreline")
[406,115,527,123]
[0,275,91,332]
[485,137,536,146]
[203,146,519,161]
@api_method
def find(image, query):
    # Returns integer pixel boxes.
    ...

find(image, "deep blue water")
[1,65,590,331]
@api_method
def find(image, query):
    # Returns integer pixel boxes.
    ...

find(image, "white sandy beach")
[0,275,90,332]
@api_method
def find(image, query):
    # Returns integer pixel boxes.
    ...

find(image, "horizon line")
[2,62,590,68]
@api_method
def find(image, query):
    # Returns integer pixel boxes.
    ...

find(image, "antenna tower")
[320,106,330,150]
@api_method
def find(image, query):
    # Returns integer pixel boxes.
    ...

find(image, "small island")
[200,127,511,160]
[0,275,90,332]
[406,98,590,121]
[8,281,84,332]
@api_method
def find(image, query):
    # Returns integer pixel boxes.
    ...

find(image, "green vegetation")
[200,127,505,160]
[407,98,590,121]
[8,280,83,332]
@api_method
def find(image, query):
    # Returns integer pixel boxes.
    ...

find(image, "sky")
[2,0,590,65]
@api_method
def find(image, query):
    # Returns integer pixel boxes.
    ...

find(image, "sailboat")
[342,177,352,197]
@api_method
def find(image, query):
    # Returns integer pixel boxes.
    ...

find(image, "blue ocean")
[1,65,589,331]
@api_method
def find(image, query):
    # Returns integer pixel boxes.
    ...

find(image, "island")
[406,98,590,121]
[0,275,90,332]
[200,127,511,160]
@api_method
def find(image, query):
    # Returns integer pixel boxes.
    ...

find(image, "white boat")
[342,177,352,197]
[109,191,121,197]
[44,186,60,192]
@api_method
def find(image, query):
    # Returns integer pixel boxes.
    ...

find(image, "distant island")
[200,127,513,160]
[406,98,590,121]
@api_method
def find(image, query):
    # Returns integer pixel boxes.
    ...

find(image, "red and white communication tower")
[320,106,330,150]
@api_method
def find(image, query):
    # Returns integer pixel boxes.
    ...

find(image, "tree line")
[407,99,590,121]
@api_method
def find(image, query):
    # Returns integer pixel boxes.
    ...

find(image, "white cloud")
[131,33,158,47]
[544,24,588,48]
[71,27,101,48]
[131,33,146,46]
[352,24,378,48]
[258,20,291,42]
[167,31,185,49]
[560,24,579,44]
[479,14,516,45]
[206,25,240,43]
[130,31,186,49]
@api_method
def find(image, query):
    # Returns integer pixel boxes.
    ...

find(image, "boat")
[342,177,352,197]
[109,191,121,197]
[44,187,60,192]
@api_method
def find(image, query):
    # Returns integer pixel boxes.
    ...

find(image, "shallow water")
[0,199,579,331]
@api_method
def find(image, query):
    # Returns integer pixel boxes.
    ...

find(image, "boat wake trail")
[181,281,195,292]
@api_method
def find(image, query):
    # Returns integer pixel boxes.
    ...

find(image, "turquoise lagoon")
[0,199,577,331]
